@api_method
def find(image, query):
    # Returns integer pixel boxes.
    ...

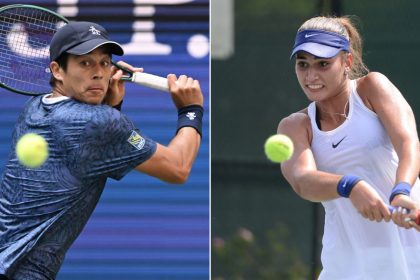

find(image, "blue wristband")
[389,182,411,203]
[177,105,204,137]
[337,175,362,198]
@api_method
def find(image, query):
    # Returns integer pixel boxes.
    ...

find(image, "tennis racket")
[388,205,420,225]
[113,62,169,92]
[0,4,169,96]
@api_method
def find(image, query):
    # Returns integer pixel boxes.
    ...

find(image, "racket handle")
[388,205,420,225]
[130,72,169,92]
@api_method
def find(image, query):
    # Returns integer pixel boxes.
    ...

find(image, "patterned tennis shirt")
[0,95,156,279]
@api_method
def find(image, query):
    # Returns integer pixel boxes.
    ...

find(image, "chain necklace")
[318,99,349,119]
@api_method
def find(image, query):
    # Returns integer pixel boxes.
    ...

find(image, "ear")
[50,61,63,82]
[345,52,353,71]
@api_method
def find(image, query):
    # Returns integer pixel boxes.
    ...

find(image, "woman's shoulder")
[278,109,312,141]
[355,72,395,109]
[356,72,393,96]
[281,109,310,124]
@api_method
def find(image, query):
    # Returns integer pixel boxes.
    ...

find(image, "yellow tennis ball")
[15,133,48,168]
[264,134,294,163]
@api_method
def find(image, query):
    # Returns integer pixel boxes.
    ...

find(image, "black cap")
[49,21,124,61]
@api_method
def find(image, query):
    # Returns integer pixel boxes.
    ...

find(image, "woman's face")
[295,51,350,102]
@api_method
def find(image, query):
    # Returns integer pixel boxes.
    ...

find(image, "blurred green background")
[211,0,420,279]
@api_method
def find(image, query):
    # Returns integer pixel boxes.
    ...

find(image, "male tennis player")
[0,21,204,280]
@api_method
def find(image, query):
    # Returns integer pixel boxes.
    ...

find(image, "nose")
[305,66,318,82]
[92,64,104,80]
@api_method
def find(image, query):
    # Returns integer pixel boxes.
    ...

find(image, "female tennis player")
[278,16,420,279]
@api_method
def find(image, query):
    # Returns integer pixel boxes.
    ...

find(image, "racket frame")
[0,4,69,96]
[0,4,169,95]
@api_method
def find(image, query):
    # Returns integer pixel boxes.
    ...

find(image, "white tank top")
[308,80,420,280]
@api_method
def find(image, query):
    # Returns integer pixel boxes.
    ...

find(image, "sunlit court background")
[0,0,209,279]
[211,0,420,279]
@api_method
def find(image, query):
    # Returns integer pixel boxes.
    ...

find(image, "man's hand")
[104,61,143,107]
[167,74,203,109]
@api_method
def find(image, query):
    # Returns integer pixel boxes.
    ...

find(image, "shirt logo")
[186,112,196,120]
[89,26,101,35]
[127,131,145,150]
[332,136,346,149]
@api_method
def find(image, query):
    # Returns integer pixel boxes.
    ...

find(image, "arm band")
[337,175,362,198]
[389,182,411,203]
[176,104,204,137]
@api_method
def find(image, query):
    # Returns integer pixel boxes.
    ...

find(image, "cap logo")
[290,29,350,59]
[304,33,319,38]
[89,26,101,35]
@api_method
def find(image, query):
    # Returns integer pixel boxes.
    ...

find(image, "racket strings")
[0,7,66,95]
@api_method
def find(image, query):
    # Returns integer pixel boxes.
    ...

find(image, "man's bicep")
[135,144,179,183]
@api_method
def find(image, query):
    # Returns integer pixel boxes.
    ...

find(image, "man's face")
[59,47,112,105]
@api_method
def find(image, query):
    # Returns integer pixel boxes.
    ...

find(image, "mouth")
[87,87,104,94]
[306,84,323,90]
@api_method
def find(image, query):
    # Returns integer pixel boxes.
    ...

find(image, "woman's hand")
[391,194,420,231]
[349,181,391,222]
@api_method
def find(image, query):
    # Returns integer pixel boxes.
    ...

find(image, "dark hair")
[49,52,70,87]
